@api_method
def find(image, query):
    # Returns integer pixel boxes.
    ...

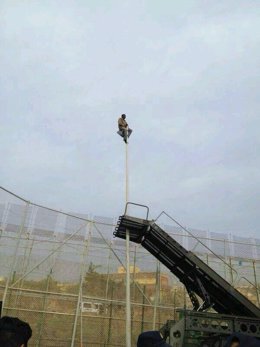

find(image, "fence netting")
[0,187,259,346]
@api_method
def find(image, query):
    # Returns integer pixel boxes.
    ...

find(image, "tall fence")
[0,187,259,346]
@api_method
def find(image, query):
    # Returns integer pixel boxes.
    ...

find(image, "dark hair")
[230,336,240,346]
[121,114,126,118]
[0,316,32,347]
[0,331,20,347]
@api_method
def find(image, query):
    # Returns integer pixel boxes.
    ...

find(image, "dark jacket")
[118,117,128,129]
[224,333,260,347]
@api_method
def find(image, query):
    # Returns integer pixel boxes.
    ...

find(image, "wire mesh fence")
[0,187,259,346]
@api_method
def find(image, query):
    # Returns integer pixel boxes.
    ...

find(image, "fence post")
[132,245,137,300]
[183,284,187,310]
[107,282,114,345]
[1,202,29,316]
[223,239,227,280]
[105,241,112,300]
[70,221,91,347]
[36,269,52,347]
[141,285,146,333]
[229,257,234,285]
[152,260,160,330]
[173,289,177,321]
[252,260,260,307]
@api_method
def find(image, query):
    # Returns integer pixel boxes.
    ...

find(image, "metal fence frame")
[0,187,259,346]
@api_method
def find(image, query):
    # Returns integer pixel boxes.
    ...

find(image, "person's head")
[230,336,240,347]
[121,114,126,119]
[137,331,171,347]
[0,316,32,347]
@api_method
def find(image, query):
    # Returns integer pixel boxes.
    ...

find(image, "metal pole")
[132,245,137,301]
[125,135,131,347]
[173,289,177,321]
[183,284,186,310]
[1,202,29,316]
[141,285,146,333]
[224,239,227,280]
[152,260,160,329]
[252,260,260,307]
[107,282,114,345]
[229,257,234,285]
[126,137,129,204]
[105,241,112,300]
[36,269,52,347]
[80,286,83,347]
[70,222,91,347]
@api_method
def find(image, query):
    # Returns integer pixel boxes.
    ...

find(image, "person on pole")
[117,114,133,143]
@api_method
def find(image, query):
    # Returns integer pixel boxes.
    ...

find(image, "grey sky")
[1,1,259,236]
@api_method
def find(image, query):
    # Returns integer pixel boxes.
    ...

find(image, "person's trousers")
[119,127,132,140]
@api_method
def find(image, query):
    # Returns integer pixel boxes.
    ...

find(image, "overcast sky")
[1,1,259,237]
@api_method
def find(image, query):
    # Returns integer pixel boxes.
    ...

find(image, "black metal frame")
[124,202,149,220]
[114,210,260,318]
